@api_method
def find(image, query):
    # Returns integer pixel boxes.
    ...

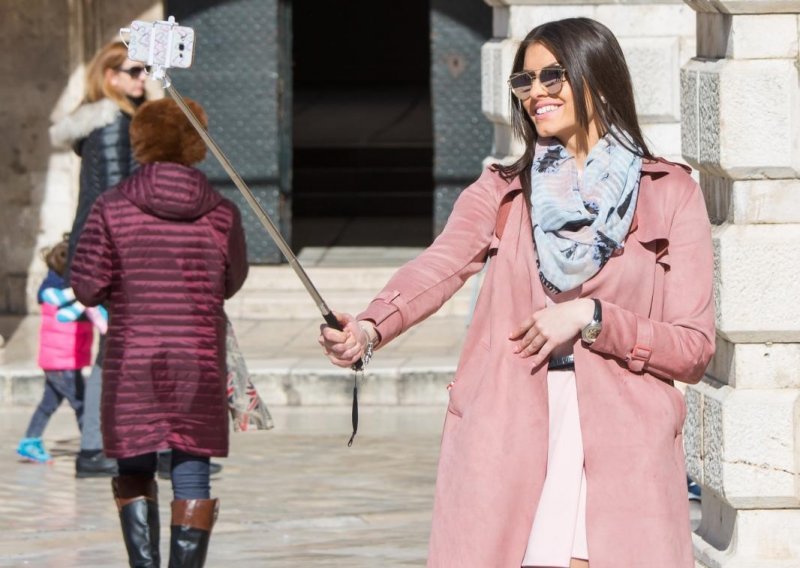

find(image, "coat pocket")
[447,340,491,418]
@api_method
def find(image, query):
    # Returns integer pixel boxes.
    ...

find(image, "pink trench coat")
[357,161,715,568]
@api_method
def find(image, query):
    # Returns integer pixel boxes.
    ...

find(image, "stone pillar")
[483,1,695,164]
[681,2,800,566]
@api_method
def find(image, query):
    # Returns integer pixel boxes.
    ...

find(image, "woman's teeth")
[535,105,560,116]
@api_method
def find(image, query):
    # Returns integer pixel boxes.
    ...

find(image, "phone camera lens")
[179,43,185,51]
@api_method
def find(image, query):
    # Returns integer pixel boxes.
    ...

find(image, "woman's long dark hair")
[494,18,654,189]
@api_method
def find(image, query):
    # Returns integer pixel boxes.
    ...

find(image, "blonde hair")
[84,41,137,115]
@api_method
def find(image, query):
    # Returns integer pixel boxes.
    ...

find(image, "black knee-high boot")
[112,475,161,567]
[168,499,218,568]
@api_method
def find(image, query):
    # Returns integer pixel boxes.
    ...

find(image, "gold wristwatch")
[581,299,603,344]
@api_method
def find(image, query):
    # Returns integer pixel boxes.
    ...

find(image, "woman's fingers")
[517,330,547,357]
[318,312,363,367]
[529,340,556,368]
[509,316,535,340]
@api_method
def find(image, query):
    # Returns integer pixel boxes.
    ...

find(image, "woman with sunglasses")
[320,17,714,568]
[50,41,148,479]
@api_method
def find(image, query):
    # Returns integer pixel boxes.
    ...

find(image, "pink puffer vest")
[38,303,93,371]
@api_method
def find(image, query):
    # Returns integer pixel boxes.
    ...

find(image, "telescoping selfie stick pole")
[121,18,363,446]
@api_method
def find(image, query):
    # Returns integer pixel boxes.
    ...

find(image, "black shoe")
[157,451,223,480]
[76,450,118,478]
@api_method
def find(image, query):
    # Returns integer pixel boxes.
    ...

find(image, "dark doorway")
[292,0,433,251]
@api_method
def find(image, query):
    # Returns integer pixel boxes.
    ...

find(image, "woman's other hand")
[318,312,370,368]
[509,298,595,367]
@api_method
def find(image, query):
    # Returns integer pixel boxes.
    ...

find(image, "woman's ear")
[105,67,118,87]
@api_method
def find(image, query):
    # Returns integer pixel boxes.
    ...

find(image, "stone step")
[0,365,454,408]
[229,265,483,319]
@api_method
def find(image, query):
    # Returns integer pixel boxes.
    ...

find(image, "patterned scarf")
[530,129,642,293]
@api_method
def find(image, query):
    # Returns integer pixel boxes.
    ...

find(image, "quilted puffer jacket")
[70,162,248,458]
[50,98,140,276]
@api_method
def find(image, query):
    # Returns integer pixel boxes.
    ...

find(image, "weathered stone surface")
[684,384,704,482]
[683,58,800,178]
[702,174,800,225]
[699,13,799,58]
[642,122,682,161]
[481,38,518,124]
[621,37,682,122]
[693,380,799,508]
[685,0,800,15]
[708,338,800,389]
[695,508,800,567]
[713,224,800,342]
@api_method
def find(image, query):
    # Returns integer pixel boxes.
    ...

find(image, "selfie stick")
[121,18,363,445]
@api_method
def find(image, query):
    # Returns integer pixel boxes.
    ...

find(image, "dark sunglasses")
[508,67,567,100]
[116,65,150,79]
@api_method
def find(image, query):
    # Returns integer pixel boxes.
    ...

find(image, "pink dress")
[522,293,589,567]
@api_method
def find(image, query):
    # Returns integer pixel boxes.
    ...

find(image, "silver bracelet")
[358,322,375,367]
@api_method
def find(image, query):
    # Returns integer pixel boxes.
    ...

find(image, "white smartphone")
[124,18,195,69]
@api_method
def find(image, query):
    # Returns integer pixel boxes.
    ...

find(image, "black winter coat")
[50,98,140,277]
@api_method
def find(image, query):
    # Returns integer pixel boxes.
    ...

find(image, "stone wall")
[681,2,800,566]
[0,0,162,315]
[483,0,695,164]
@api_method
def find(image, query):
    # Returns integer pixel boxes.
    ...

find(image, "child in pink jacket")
[16,237,106,463]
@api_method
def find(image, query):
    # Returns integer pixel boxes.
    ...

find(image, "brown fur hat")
[130,98,207,166]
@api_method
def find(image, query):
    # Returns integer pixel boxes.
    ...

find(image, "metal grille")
[430,0,493,235]
[165,0,291,263]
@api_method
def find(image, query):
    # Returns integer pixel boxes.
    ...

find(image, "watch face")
[583,323,602,342]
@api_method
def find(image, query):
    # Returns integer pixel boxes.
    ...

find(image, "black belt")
[548,353,575,370]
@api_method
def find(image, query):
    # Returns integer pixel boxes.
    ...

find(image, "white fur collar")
[49,98,121,149]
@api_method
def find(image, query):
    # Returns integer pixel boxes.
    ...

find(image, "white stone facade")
[681,2,800,566]
[482,0,696,164]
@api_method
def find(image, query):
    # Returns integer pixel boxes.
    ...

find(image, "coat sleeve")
[588,178,716,384]
[224,204,249,299]
[357,168,501,346]
[70,200,113,307]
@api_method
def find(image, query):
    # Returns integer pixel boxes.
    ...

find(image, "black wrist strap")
[592,298,602,323]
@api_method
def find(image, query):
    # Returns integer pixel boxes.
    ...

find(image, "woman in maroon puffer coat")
[71,97,248,568]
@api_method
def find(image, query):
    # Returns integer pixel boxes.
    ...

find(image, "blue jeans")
[24,370,84,438]
[117,450,210,500]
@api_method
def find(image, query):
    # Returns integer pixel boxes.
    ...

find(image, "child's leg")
[23,373,65,439]
[169,450,216,567]
[114,453,160,566]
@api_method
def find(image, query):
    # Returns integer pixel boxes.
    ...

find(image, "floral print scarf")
[530,129,642,293]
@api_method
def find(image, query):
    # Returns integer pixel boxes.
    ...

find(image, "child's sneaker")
[688,478,701,501]
[16,437,52,464]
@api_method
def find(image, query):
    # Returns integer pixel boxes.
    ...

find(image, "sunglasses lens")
[509,74,532,99]
[540,69,564,93]
[122,66,146,78]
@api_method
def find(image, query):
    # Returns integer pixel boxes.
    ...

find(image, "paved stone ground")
[1,406,443,567]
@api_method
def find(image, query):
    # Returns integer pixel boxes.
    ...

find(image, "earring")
[600,95,607,104]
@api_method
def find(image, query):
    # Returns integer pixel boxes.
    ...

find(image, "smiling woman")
[319,17,714,568]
